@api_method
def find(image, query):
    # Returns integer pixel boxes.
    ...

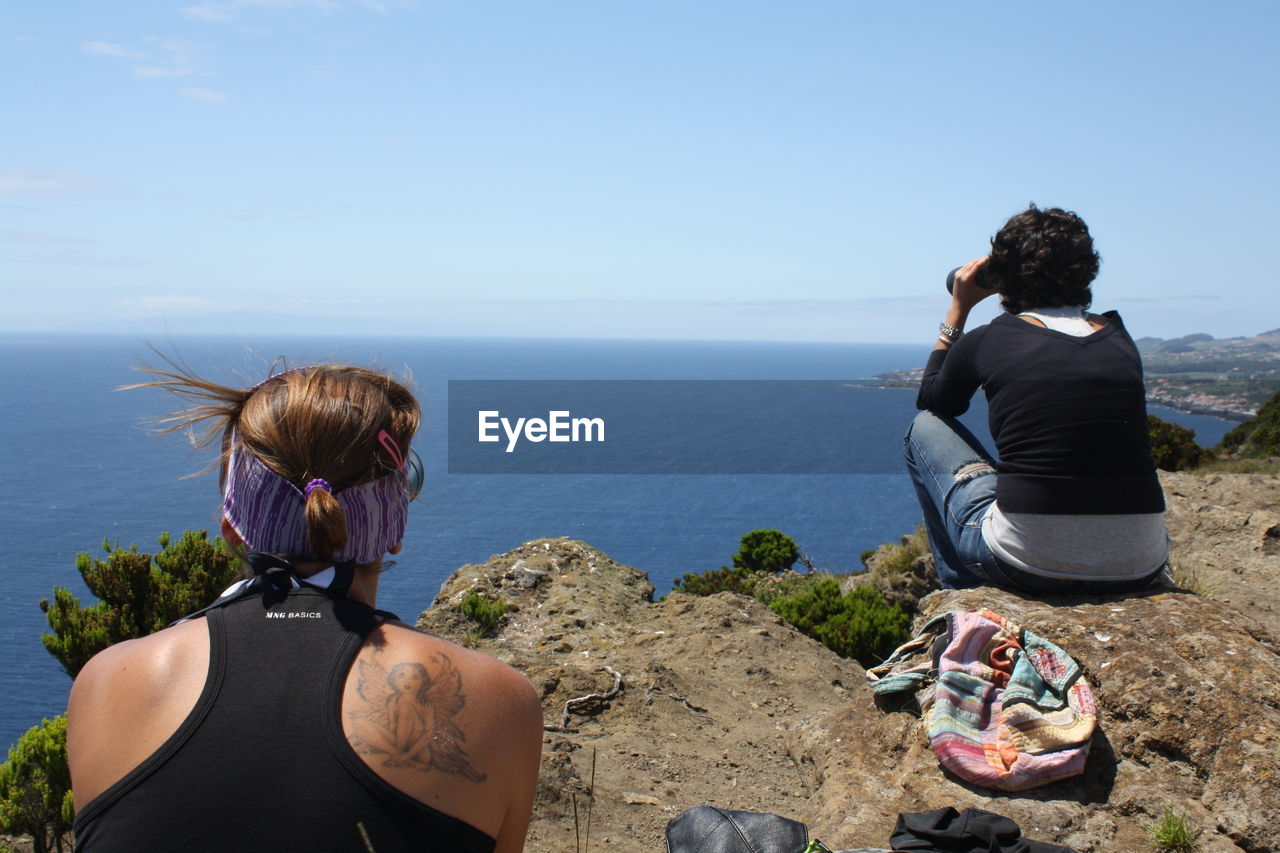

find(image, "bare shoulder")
[69,619,210,808]
[74,618,208,687]
[340,621,542,841]
[357,621,541,734]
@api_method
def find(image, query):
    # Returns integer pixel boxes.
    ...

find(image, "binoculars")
[945,266,995,295]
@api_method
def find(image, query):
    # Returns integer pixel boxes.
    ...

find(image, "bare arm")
[490,672,543,853]
[934,256,995,351]
[67,620,209,810]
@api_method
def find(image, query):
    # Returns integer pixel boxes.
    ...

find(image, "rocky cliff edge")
[416,472,1280,852]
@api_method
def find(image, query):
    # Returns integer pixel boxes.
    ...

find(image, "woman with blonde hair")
[67,363,542,852]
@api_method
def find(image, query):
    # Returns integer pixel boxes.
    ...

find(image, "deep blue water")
[0,334,1233,749]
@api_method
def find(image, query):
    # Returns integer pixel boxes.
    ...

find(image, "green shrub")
[751,570,829,606]
[1145,806,1201,852]
[671,530,909,665]
[1218,389,1280,459]
[671,565,762,597]
[1148,415,1204,472]
[731,530,799,574]
[460,592,509,633]
[769,578,909,667]
[673,530,802,596]
[41,530,240,679]
[0,717,73,853]
[862,524,929,576]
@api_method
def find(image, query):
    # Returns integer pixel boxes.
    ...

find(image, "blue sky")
[3,1,1277,342]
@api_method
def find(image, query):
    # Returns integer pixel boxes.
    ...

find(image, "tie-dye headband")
[222,431,419,565]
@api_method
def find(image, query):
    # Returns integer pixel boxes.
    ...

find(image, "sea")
[0,334,1235,750]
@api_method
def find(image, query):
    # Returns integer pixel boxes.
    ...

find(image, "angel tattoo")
[347,652,487,782]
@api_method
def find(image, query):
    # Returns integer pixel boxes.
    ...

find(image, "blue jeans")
[902,411,1161,594]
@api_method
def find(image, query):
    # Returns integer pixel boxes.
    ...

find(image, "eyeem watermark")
[478,410,605,453]
[447,379,911,474]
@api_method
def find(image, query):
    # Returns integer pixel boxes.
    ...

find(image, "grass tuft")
[1169,562,1216,597]
[1188,455,1280,475]
[864,524,928,576]
[1145,806,1202,852]
[460,591,509,634]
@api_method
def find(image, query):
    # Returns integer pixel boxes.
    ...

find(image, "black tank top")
[73,586,496,853]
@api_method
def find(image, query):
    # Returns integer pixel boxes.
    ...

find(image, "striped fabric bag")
[868,609,1097,791]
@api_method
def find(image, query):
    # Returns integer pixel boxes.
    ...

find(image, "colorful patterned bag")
[868,609,1097,791]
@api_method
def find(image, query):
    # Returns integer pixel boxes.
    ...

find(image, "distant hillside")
[1136,328,1280,355]
[1138,327,1280,414]
[1219,389,1280,456]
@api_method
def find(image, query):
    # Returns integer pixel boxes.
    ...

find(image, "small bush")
[1148,415,1204,472]
[863,524,929,576]
[671,565,762,597]
[1170,562,1215,597]
[769,578,910,667]
[731,530,800,574]
[751,570,828,606]
[0,717,73,853]
[460,592,508,634]
[1145,806,1201,852]
[673,529,802,597]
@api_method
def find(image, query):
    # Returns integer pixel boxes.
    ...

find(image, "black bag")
[890,807,1077,853]
[666,806,809,853]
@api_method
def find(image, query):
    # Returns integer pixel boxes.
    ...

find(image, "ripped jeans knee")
[953,461,996,483]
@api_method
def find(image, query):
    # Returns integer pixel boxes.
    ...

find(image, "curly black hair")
[985,204,1100,314]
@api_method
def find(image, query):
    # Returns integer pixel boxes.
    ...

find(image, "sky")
[2,1,1278,343]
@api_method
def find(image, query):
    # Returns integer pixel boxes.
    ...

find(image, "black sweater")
[916,311,1165,515]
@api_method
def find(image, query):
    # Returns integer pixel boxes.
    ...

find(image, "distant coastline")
[874,327,1280,425]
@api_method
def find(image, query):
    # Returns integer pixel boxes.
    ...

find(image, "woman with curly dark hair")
[904,204,1168,593]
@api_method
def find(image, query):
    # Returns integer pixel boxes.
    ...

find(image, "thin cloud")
[183,0,339,22]
[126,295,226,311]
[354,0,421,11]
[83,37,207,83]
[1114,295,1223,304]
[0,230,95,246]
[182,4,237,22]
[81,40,145,59]
[17,249,140,268]
[181,87,230,103]
[181,0,415,21]
[0,168,106,200]
[134,38,201,78]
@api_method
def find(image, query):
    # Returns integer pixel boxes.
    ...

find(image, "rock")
[1160,471,1280,636]
[798,585,1280,853]
[418,538,868,852]
[623,793,661,806]
[845,551,938,615]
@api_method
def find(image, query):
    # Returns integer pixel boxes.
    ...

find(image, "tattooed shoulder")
[346,647,487,783]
